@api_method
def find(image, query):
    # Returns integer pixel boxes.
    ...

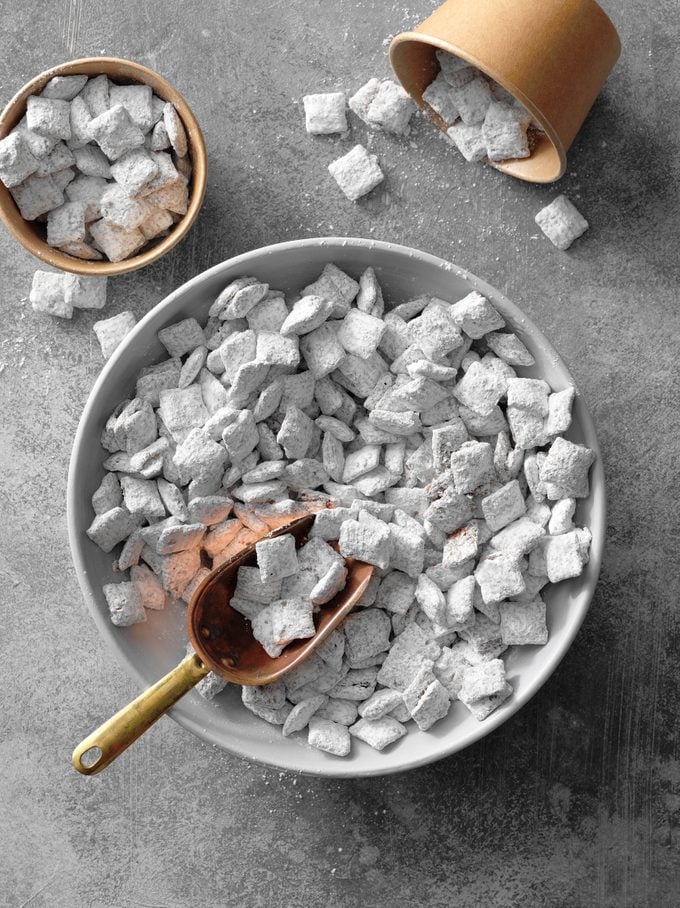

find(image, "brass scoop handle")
[72,654,210,775]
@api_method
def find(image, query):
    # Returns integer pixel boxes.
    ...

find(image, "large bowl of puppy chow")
[0,57,206,275]
[68,237,605,776]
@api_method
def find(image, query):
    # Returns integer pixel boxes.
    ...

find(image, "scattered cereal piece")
[348,78,381,121]
[535,195,589,250]
[93,311,138,359]
[328,144,384,201]
[365,80,416,135]
[29,270,72,318]
[303,92,347,135]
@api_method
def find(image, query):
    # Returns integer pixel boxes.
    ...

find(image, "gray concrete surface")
[1,1,679,905]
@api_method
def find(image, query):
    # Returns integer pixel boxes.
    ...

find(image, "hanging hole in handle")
[79,746,103,769]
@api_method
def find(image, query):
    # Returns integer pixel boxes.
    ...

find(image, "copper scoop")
[72,513,374,775]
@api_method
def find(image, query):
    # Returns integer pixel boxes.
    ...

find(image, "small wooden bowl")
[0,57,207,275]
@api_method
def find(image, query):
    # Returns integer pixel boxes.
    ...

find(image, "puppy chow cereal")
[416,48,545,171]
[328,144,384,202]
[1,73,193,262]
[91,262,594,758]
[349,78,416,135]
[30,269,108,319]
[303,92,348,135]
[93,310,138,359]
[535,195,589,250]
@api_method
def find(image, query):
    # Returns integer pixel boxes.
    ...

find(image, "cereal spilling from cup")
[424,50,540,165]
[301,61,589,250]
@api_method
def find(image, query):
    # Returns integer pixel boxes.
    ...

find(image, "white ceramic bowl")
[67,237,606,777]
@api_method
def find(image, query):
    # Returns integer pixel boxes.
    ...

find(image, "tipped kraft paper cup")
[390,0,621,183]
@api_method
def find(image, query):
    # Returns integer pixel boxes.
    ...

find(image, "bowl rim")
[0,56,207,276]
[67,236,606,777]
